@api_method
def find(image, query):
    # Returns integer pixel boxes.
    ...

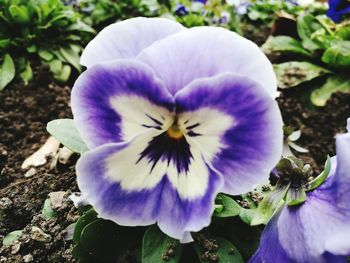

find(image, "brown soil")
[0,64,349,262]
[277,88,350,173]
[0,66,78,262]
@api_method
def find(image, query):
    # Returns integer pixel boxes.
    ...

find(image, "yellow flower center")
[167,123,183,139]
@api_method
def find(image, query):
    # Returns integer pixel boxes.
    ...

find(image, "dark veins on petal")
[136,132,193,174]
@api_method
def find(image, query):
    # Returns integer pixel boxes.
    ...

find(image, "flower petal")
[249,209,293,263]
[175,73,283,195]
[71,60,174,148]
[80,17,186,67]
[333,132,350,211]
[76,132,223,241]
[137,27,277,97]
[253,190,350,263]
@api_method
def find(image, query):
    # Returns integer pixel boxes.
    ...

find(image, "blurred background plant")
[72,0,155,30]
[263,14,350,106]
[0,0,95,90]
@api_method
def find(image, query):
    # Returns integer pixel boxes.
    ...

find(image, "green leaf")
[238,208,256,225]
[322,40,350,67]
[335,24,350,40]
[285,187,307,206]
[0,54,15,91]
[42,198,57,219]
[38,49,54,61]
[194,237,244,263]
[311,75,350,106]
[297,14,324,51]
[73,208,98,244]
[26,45,37,53]
[67,19,96,34]
[0,39,10,49]
[251,181,290,225]
[20,61,33,85]
[9,5,30,23]
[3,230,23,246]
[262,36,311,57]
[47,59,62,74]
[59,46,81,72]
[47,119,89,154]
[80,219,141,261]
[142,225,183,263]
[306,156,331,191]
[274,61,330,89]
[214,194,241,218]
[54,64,71,83]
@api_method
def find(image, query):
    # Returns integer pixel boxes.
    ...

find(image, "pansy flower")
[250,119,350,262]
[72,17,283,241]
[327,0,350,22]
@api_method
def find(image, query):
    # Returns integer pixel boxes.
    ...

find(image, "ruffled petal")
[175,73,283,195]
[137,27,277,97]
[81,17,186,67]
[76,131,223,241]
[71,60,174,148]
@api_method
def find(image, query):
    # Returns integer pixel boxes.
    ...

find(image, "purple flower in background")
[72,17,283,241]
[327,0,350,22]
[250,119,350,262]
[174,4,188,16]
[226,0,250,15]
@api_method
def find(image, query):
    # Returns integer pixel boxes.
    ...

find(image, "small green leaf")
[59,47,81,72]
[73,208,98,244]
[0,54,15,91]
[335,24,350,40]
[238,208,256,225]
[297,14,324,51]
[3,230,23,246]
[47,119,89,154]
[311,75,350,106]
[306,156,331,192]
[47,59,62,74]
[194,237,244,263]
[142,225,183,263]
[322,40,350,67]
[285,187,307,206]
[54,64,71,83]
[26,45,37,53]
[42,198,57,219]
[262,36,311,57]
[9,5,30,23]
[274,61,330,89]
[214,194,241,218]
[0,39,10,49]
[38,49,54,61]
[67,19,96,34]
[20,61,33,85]
[81,219,141,261]
[251,181,290,225]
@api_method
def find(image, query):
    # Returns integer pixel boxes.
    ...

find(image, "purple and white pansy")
[250,119,350,262]
[72,17,283,242]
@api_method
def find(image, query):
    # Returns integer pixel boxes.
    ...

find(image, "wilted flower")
[327,0,350,22]
[250,119,350,262]
[72,17,283,241]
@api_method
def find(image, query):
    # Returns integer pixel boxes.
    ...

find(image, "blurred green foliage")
[263,14,350,106]
[0,0,94,90]
[75,0,154,29]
